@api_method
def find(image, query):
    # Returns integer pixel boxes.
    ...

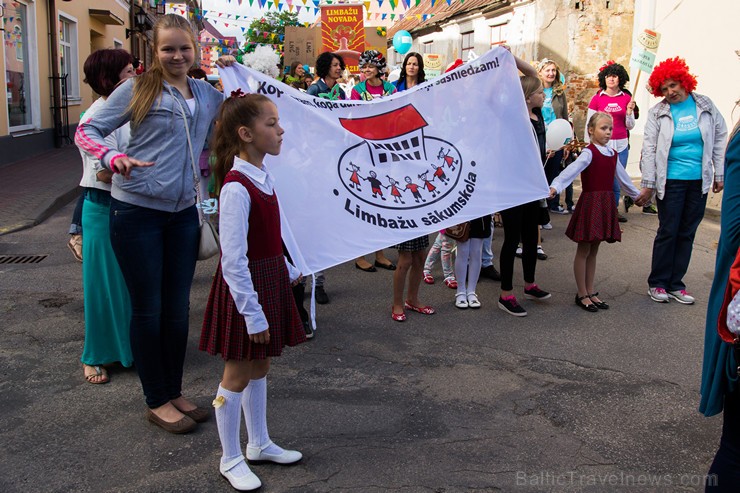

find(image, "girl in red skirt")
[549,112,644,312]
[200,92,306,491]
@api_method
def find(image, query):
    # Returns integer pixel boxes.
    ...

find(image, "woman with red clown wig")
[585,61,639,216]
[639,57,727,305]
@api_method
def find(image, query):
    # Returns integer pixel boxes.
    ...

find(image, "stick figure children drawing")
[419,171,438,198]
[405,176,425,203]
[346,162,362,191]
[438,147,458,171]
[364,170,386,200]
[431,163,449,184]
[386,176,405,204]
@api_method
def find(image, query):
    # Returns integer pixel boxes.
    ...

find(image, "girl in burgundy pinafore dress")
[199,93,305,492]
[549,112,641,312]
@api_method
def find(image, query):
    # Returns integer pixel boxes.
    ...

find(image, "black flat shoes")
[355,263,377,272]
[575,294,598,312]
[374,260,396,270]
[588,292,609,310]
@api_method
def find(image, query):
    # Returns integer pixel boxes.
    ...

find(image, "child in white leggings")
[454,215,492,309]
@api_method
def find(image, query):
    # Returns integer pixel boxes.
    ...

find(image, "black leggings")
[707,389,740,491]
[499,201,540,291]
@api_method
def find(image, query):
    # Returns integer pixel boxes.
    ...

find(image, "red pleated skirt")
[200,255,305,361]
[565,191,622,243]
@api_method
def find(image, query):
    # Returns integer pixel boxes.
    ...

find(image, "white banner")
[220,47,549,276]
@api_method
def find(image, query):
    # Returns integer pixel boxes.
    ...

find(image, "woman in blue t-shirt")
[639,57,727,305]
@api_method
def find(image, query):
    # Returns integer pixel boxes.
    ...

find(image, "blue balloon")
[392,30,413,55]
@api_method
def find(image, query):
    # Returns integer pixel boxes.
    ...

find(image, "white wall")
[632,0,740,134]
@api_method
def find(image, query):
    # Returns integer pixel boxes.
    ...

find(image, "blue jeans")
[68,190,87,235]
[612,147,630,206]
[648,180,706,291]
[481,227,494,268]
[109,198,199,408]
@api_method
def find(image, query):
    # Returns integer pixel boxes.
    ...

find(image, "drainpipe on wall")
[47,0,63,147]
[129,0,137,60]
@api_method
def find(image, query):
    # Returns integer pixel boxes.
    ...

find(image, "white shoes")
[455,293,469,309]
[246,441,303,465]
[220,455,261,491]
[467,293,481,309]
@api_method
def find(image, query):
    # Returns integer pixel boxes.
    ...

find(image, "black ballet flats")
[575,294,599,312]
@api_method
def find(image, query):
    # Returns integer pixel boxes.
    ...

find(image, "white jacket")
[640,93,727,200]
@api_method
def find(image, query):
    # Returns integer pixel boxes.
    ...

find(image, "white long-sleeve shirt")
[219,157,301,335]
[550,143,640,198]
[77,97,130,190]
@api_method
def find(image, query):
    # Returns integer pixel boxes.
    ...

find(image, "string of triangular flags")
[2,2,25,48]
[169,4,438,25]
[176,0,463,11]
[165,0,448,21]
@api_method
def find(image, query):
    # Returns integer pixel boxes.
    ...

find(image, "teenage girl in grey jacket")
[75,14,224,434]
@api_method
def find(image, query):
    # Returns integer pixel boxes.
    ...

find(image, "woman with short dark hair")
[306,52,346,99]
[76,48,136,384]
[585,61,639,218]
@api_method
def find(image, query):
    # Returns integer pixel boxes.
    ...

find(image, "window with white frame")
[114,39,123,49]
[490,23,507,47]
[58,14,80,100]
[422,41,433,54]
[4,0,38,130]
[461,31,474,61]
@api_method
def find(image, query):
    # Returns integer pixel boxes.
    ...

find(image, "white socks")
[242,376,284,456]
[215,385,251,477]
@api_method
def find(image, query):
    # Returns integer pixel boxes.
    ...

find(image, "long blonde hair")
[127,14,197,128]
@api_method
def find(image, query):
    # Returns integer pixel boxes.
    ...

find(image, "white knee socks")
[242,376,284,455]
[215,385,251,476]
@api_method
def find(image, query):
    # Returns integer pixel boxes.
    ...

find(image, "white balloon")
[388,68,401,83]
[545,119,574,151]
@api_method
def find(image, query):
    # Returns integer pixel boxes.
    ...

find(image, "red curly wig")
[647,57,697,98]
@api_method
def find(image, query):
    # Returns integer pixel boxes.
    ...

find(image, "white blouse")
[219,156,301,334]
[549,143,640,198]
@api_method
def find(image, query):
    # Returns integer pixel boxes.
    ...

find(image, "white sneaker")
[541,222,553,230]
[455,293,469,309]
[648,287,670,303]
[515,246,523,258]
[668,290,695,305]
[220,456,261,491]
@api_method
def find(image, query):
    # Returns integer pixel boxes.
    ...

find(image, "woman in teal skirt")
[702,119,740,489]
[77,49,137,383]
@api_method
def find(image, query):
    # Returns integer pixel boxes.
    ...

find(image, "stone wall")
[536,0,635,135]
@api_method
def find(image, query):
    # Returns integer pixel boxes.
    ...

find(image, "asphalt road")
[0,201,725,492]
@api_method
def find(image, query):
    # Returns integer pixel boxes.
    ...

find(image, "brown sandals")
[83,365,109,384]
